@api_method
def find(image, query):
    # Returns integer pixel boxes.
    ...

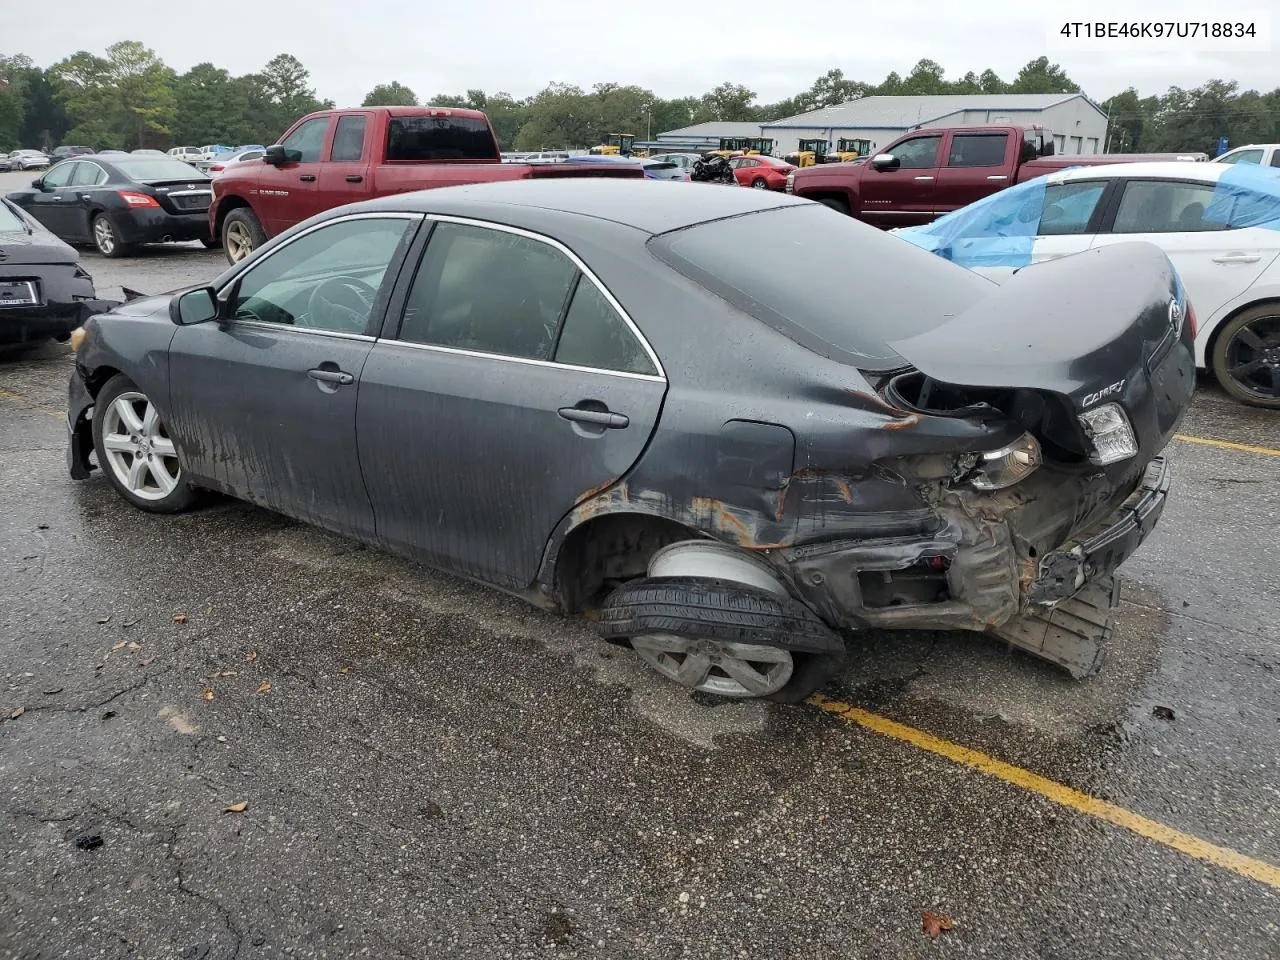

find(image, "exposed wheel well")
[554,513,705,613]
[1204,297,1280,366]
[84,365,123,398]
[213,197,251,237]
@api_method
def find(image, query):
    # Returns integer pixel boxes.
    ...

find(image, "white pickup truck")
[1214,143,1280,168]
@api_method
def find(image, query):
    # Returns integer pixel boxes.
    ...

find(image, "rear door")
[66,160,111,241]
[935,131,1013,216]
[316,113,373,211]
[255,116,330,235]
[357,218,667,589]
[1087,176,1280,323]
[859,132,942,227]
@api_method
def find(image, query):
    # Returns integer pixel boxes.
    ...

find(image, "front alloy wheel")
[1211,306,1280,409]
[91,375,197,513]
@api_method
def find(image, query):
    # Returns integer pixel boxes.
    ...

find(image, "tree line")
[2,44,1278,158]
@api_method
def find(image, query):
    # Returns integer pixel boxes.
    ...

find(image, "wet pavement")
[1,234,1279,959]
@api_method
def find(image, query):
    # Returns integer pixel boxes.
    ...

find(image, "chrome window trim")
[400,213,667,381]
[215,211,424,337]
[372,337,665,383]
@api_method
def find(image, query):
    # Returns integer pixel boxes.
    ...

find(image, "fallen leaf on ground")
[256,682,271,694]
[173,614,188,624]
[122,619,139,629]
[211,671,237,679]
[223,801,248,814]
[922,910,955,939]
[205,605,214,615]
[43,687,63,695]
[216,735,227,743]
[96,616,112,624]
[244,651,258,663]
[340,666,351,674]
[127,642,141,650]
[111,641,127,651]
[202,688,215,702]
[137,658,155,667]
[9,707,25,720]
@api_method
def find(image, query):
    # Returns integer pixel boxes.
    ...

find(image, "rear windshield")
[111,158,206,182]
[648,204,997,371]
[0,202,27,232]
[385,116,498,162]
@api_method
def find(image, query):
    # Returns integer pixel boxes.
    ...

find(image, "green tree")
[363,81,417,106]
[1101,87,1145,151]
[50,42,175,148]
[900,59,948,95]
[515,82,593,150]
[257,53,331,136]
[699,82,757,121]
[979,69,1008,94]
[19,65,69,150]
[0,54,31,149]
[173,63,243,145]
[1009,57,1079,94]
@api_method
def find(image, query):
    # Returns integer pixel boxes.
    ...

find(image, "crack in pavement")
[3,663,177,723]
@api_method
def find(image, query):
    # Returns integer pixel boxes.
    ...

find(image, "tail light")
[1186,300,1198,338]
[209,164,224,172]
[118,191,159,207]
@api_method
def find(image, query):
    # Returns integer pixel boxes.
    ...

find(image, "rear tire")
[1210,305,1280,408]
[751,177,769,189]
[92,214,132,258]
[222,208,266,264]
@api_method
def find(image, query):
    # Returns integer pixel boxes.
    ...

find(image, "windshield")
[111,159,206,182]
[385,116,498,162]
[0,202,28,232]
[648,204,996,371]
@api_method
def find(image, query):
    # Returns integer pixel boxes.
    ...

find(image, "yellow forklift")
[589,133,637,156]
[783,139,828,167]
[713,136,775,157]
[827,137,873,163]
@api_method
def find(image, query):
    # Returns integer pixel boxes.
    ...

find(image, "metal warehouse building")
[759,94,1109,157]
[642,121,767,152]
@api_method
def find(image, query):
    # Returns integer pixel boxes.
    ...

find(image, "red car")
[729,155,795,190]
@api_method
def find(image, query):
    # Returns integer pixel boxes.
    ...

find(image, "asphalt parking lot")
[2,182,1279,958]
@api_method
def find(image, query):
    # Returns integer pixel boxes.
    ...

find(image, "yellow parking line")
[809,694,1280,891]
[0,387,63,419]
[1175,434,1280,457]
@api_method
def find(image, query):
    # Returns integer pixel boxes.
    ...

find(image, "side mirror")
[263,144,294,165]
[171,286,220,326]
[31,177,44,190]
[870,153,899,171]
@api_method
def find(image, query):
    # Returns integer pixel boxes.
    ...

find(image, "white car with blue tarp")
[893,162,1280,408]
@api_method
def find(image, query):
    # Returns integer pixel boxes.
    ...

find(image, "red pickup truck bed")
[211,107,643,263]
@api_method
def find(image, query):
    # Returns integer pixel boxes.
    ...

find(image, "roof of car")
[1051,161,1232,183]
[357,177,809,235]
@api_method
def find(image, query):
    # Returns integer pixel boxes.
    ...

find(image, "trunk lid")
[147,179,214,215]
[886,241,1196,462]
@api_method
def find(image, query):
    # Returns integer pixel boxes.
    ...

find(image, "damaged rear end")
[783,241,1195,676]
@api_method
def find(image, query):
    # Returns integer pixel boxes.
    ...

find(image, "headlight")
[1078,403,1137,466]
[966,432,1042,490]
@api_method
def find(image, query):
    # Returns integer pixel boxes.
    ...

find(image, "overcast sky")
[5,0,1274,109]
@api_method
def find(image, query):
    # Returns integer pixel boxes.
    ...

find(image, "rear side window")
[554,279,657,375]
[1271,153,1280,169]
[71,163,107,187]
[1112,180,1224,233]
[399,223,576,359]
[331,116,367,162]
[1038,181,1107,235]
[385,117,499,162]
[947,133,1009,167]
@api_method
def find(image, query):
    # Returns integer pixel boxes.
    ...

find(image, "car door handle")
[300,174,316,182]
[307,367,354,385]
[914,176,935,181]
[557,406,629,429]
[1211,253,1261,264]
[51,195,64,201]
[345,175,363,183]
[986,175,1009,181]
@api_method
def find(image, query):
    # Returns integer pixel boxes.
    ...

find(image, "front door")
[253,116,330,237]
[859,132,943,228]
[357,219,667,589]
[165,213,421,538]
[25,161,79,237]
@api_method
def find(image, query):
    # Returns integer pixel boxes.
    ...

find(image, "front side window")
[554,279,656,375]
[1218,148,1264,165]
[398,222,576,359]
[1112,180,1223,234]
[280,118,331,164]
[229,216,414,333]
[43,162,76,189]
[888,135,942,169]
[330,115,367,162]
[1038,181,1108,236]
[947,133,1009,168]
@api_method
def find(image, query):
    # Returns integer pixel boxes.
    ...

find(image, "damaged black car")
[65,181,1195,702]
[0,197,117,347]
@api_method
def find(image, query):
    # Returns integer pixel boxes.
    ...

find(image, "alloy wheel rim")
[101,392,181,501]
[631,633,794,697]
[94,218,114,254]
[226,222,251,262]
[1225,314,1280,400]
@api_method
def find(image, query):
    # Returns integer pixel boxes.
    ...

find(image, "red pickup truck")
[785,125,1203,228]
[210,106,642,263]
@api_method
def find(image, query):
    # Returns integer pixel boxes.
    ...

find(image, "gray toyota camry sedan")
[66,180,1195,702]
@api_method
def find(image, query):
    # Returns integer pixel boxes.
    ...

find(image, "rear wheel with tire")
[1210,305,1280,408]
[222,208,266,264]
[92,214,132,258]
[91,374,198,513]
[751,177,769,189]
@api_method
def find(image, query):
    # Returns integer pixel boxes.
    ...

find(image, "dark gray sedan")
[66,181,1194,702]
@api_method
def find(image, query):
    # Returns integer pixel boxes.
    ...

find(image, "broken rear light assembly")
[1078,403,1138,466]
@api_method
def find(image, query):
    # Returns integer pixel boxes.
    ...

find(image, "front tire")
[1210,305,1280,408]
[91,375,198,513]
[92,214,132,258]
[222,208,266,264]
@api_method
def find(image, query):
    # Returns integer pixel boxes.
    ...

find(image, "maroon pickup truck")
[210,106,642,263]
[786,125,1202,228]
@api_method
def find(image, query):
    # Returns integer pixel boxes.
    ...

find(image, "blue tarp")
[896,162,1280,269]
